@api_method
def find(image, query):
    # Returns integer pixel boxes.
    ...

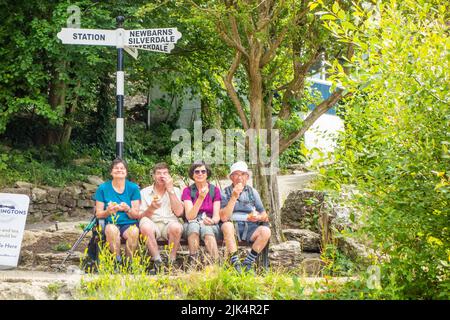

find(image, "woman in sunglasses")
[181,160,221,264]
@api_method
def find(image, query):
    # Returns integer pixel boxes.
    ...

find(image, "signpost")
[0,194,29,270]
[57,17,182,159]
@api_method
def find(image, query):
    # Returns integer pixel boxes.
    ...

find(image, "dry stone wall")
[0,177,104,222]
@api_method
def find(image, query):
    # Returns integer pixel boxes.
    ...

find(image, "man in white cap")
[220,161,271,273]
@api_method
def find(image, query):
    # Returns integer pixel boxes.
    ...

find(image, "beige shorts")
[139,216,182,241]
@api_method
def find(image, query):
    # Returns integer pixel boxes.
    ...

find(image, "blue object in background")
[308,79,336,116]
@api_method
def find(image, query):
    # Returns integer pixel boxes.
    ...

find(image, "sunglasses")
[194,169,207,175]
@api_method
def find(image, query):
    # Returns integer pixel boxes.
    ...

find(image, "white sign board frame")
[0,193,29,269]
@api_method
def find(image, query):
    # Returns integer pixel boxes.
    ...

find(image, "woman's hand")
[118,202,130,213]
[106,202,120,215]
[198,186,209,200]
[203,216,216,225]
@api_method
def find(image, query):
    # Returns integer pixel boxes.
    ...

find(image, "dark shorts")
[234,221,270,243]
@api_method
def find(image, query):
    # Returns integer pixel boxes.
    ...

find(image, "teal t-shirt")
[94,179,141,225]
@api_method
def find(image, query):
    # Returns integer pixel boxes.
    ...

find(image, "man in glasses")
[220,161,271,273]
[139,162,184,273]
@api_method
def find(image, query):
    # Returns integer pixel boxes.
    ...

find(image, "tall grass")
[76,242,381,300]
[76,234,388,300]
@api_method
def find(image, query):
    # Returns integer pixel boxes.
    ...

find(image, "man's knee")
[253,226,271,242]
[221,221,235,235]
[260,226,271,240]
[140,223,156,239]
[168,223,183,237]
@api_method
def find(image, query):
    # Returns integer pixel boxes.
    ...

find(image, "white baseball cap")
[229,161,249,178]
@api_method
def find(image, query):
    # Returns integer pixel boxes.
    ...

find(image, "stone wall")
[280,189,326,232]
[0,177,103,222]
[282,188,377,266]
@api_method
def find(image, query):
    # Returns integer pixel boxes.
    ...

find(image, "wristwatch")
[168,190,175,195]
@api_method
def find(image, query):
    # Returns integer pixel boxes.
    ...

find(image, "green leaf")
[321,14,337,20]
[309,2,319,11]
[332,2,340,14]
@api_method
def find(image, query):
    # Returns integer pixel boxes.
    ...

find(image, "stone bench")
[93,219,270,271]
[155,238,269,270]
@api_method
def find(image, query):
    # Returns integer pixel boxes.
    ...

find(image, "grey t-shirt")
[221,184,265,220]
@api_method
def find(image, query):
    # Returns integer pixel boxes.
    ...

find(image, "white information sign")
[0,193,29,269]
[57,28,118,46]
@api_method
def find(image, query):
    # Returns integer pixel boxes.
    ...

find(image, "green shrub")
[317,0,449,299]
[53,242,71,252]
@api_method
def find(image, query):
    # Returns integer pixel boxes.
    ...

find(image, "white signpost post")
[57,17,182,158]
[0,193,30,270]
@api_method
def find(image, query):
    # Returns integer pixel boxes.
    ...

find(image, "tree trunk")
[41,66,66,146]
[252,161,283,244]
[268,172,283,243]
[60,81,80,145]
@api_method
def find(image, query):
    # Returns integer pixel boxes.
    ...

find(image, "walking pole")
[57,216,97,271]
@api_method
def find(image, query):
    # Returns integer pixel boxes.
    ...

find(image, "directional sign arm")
[131,43,175,53]
[124,46,139,59]
[57,28,118,46]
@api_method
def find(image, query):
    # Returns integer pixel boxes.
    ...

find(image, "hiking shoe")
[113,261,122,274]
[149,259,164,275]
[187,254,200,270]
[232,262,243,274]
[242,263,255,275]
[166,259,177,271]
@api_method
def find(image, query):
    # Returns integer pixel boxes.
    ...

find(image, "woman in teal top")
[95,159,141,263]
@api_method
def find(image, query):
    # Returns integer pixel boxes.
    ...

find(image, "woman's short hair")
[188,160,212,180]
[109,158,129,173]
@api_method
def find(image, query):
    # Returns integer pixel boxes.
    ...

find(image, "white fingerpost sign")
[56,17,182,159]
[57,28,118,46]
[0,193,30,269]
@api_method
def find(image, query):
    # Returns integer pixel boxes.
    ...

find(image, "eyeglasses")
[194,169,207,175]
[231,172,248,178]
